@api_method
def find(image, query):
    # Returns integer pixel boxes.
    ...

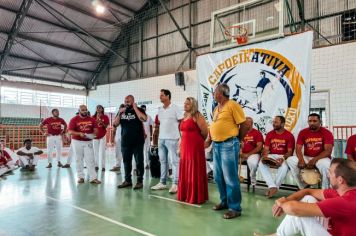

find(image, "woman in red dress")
[177,97,209,204]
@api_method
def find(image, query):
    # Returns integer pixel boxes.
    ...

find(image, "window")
[0,86,86,108]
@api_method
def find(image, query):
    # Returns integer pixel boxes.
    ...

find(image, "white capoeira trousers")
[72,139,97,181]
[286,156,330,189]
[19,156,39,166]
[0,160,17,176]
[114,134,122,168]
[93,136,106,168]
[143,137,150,167]
[47,135,62,164]
[66,143,74,164]
[246,154,260,185]
[258,154,289,189]
[276,195,330,236]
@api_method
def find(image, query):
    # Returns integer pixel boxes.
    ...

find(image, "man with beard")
[287,113,333,189]
[255,158,356,236]
[40,108,67,168]
[113,95,147,190]
[259,116,295,198]
[68,105,101,184]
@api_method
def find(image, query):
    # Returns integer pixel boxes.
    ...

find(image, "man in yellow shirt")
[206,83,248,219]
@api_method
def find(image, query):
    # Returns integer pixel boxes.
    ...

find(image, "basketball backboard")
[210,0,284,52]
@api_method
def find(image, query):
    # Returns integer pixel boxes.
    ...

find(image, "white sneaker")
[169,184,178,194]
[151,183,167,190]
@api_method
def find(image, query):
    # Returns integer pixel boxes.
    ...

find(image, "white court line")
[149,194,202,208]
[46,196,156,236]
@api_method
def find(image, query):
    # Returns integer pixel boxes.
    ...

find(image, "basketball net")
[224,25,248,45]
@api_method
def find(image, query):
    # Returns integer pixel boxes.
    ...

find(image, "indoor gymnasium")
[0,0,356,235]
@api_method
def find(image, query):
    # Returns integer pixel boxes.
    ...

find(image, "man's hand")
[119,107,126,114]
[240,153,249,162]
[79,133,85,138]
[132,102,138,110]
[276,157,284,167]
[27,153,34,159]
[272,197,287,217]
[298,158,306,169]
[307,158,317,169]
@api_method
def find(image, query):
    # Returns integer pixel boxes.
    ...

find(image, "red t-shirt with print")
[68,116,98,141]
[265,130,295,155]
[345,134,356,160]
[41,117,67,135]
[242,128,264,153]
[92,114,109,139]
[297,127,334,157]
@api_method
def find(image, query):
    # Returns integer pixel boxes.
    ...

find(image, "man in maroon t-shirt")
[40,108,67,168]
[258,116,295,198]
[92,105,110,171]
[68,105,101,184]
[287,113,334,189]
[345,134,356,161]
[240,117,263,188]
[255,158,356,236]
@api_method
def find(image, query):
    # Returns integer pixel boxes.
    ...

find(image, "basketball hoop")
[224,25,248,45]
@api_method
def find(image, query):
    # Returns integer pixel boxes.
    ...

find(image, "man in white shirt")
[141,105,154,169]
[151,89,184,194]
[17,139,43,171]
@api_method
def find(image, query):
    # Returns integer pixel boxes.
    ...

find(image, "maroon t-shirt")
[68,116,98,141]
[242,128,264,153]
[0,150,12,165]
[92,114,109,140]
[317,189,356,236]
[265,130,295,155]
[297,127,334,157]
[41,117,67,135]
[345,134,356,160]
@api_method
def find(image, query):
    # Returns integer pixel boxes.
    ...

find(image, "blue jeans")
[158,139,179,185]
[213,137,242,212]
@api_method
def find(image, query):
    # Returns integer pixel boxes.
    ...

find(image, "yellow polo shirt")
[210,100,246,142]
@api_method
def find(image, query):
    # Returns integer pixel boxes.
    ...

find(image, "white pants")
[19,156,39,166]
[66,143,74,164]
[93,136,106,168]
[276,195,330,236]
[114,136,122,168]
[143,137,150,167]
[0,161,17,176]
[47,135,62,164]
[258,154,289,188]
[247,154,260,185]
[287,156,330,189]
[72,140,97,181]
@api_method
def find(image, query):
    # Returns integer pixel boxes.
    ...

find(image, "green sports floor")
[0,148,290,236]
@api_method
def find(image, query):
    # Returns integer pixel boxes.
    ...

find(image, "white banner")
[197,32,313,135]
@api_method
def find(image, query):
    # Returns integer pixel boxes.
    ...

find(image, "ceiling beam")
[0,29,102,58]
[106,0,136,15]
[48,0,117,26]
[4,54,97,73]
[0,5,112,44]
[2,71,84,86]
[0,0,33,76]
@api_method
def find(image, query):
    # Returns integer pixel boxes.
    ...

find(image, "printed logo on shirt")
[51,122,62,130]
[271,139,286,150]
[243,135,255,144]
[121,113,136,120]
[77,121,93,132]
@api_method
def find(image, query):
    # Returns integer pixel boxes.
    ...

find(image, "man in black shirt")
[113,95,147,189]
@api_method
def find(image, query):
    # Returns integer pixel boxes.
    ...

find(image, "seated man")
[240,117,263,189]
[258,116,295,198]
[345,134,356,161]
[17,138,43,171]
[287,113,333,189]
[0,139,19,165]
[0,149,17,176]
[255,158,356,236]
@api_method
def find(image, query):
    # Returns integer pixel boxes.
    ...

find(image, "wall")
[88,70,197,118]
[89,41,356,127]
[0,104,78,123]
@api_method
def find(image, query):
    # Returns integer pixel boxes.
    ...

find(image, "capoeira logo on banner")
[198,32,312,135]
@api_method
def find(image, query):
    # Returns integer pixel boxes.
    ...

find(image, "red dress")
[177,118,208,204]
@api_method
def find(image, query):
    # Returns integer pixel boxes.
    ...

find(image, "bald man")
[68,105,101,184]
[113,95,147,190]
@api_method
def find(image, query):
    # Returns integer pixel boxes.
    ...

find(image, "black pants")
[122,142,144,183]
